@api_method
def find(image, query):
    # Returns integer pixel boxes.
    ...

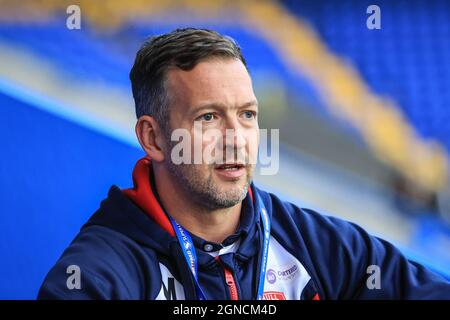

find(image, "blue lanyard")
[169,192,271,300]
[255,193,271,300]
[169,216,207,300]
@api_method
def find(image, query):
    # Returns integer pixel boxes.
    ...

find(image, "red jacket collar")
[122,157,175,236]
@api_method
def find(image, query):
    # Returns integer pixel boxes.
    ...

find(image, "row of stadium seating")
[282,0,450,152]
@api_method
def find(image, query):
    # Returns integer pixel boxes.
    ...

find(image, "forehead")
[166,58,255,109]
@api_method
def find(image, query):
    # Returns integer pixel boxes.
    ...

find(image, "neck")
[153,165,242,244]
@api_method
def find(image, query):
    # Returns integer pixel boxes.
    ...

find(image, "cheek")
[201,129,224,163]
[202,131,221,149]
[251,128,260,146]
[182,163,212,181]
[246,129,260,162]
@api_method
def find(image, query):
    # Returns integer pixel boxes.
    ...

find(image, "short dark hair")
[129,28,248,131]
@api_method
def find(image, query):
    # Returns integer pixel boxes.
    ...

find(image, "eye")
[242,111,256,119]
[198,113,215,122]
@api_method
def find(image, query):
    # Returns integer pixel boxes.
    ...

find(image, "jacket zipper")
[216,257,239,300]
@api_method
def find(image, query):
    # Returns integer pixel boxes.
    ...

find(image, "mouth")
[214,163,246,180]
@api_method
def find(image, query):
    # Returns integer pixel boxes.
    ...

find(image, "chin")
[216,178,249,197]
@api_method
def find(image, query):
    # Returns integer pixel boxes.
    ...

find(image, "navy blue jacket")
[38,158,450,300]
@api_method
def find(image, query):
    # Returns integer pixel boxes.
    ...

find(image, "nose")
[223,117,246,151]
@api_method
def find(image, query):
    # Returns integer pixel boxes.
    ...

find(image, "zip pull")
[216,257,239,300]
[223,267,239,300]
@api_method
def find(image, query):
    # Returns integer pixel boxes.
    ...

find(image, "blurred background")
[0,0,449,299]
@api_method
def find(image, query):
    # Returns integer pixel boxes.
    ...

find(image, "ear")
[135,115,166,162]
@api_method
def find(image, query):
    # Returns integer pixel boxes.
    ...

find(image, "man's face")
[163,58,259,210]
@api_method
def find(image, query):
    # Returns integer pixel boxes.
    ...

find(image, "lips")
[215,163,245,170]
[214,163,246,180]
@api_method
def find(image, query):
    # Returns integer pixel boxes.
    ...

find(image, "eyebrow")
[191,100,258,114]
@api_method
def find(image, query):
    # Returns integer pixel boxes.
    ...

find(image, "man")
[38,28,450,300]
